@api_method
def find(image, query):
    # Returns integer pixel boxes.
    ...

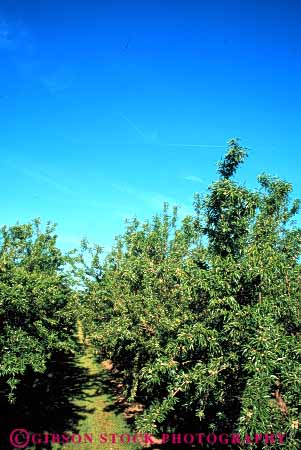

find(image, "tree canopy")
[0,219,78,401]
[82,140,301,449]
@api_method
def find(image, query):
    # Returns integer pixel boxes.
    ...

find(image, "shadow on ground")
[95,359,250,450]
[0,349,103,450]
[0,351,249,450]
[93,361,200,450]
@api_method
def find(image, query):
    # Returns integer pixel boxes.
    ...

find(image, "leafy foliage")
[0,219,78,401]
[83,141,301,449]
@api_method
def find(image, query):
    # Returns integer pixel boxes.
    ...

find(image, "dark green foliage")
[0,219,78,401]
[83,141,301,449]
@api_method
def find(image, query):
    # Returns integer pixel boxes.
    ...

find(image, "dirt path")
[56,325,141,450]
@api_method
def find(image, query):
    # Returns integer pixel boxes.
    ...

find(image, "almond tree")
[0,220,78,401]
[83,141,301,449]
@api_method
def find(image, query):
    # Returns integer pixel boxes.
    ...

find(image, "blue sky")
[0,0,300,252]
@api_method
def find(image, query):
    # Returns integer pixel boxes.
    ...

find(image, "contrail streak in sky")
[162,143,224,148]
[120,113,148,140]
[120,113,224,149]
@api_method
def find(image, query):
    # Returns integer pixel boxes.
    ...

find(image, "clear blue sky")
[1,0,300,252]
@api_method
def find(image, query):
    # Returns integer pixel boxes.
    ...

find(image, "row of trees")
[0,220,79,401]
[82,141,301,449]
[1,141,300,449]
